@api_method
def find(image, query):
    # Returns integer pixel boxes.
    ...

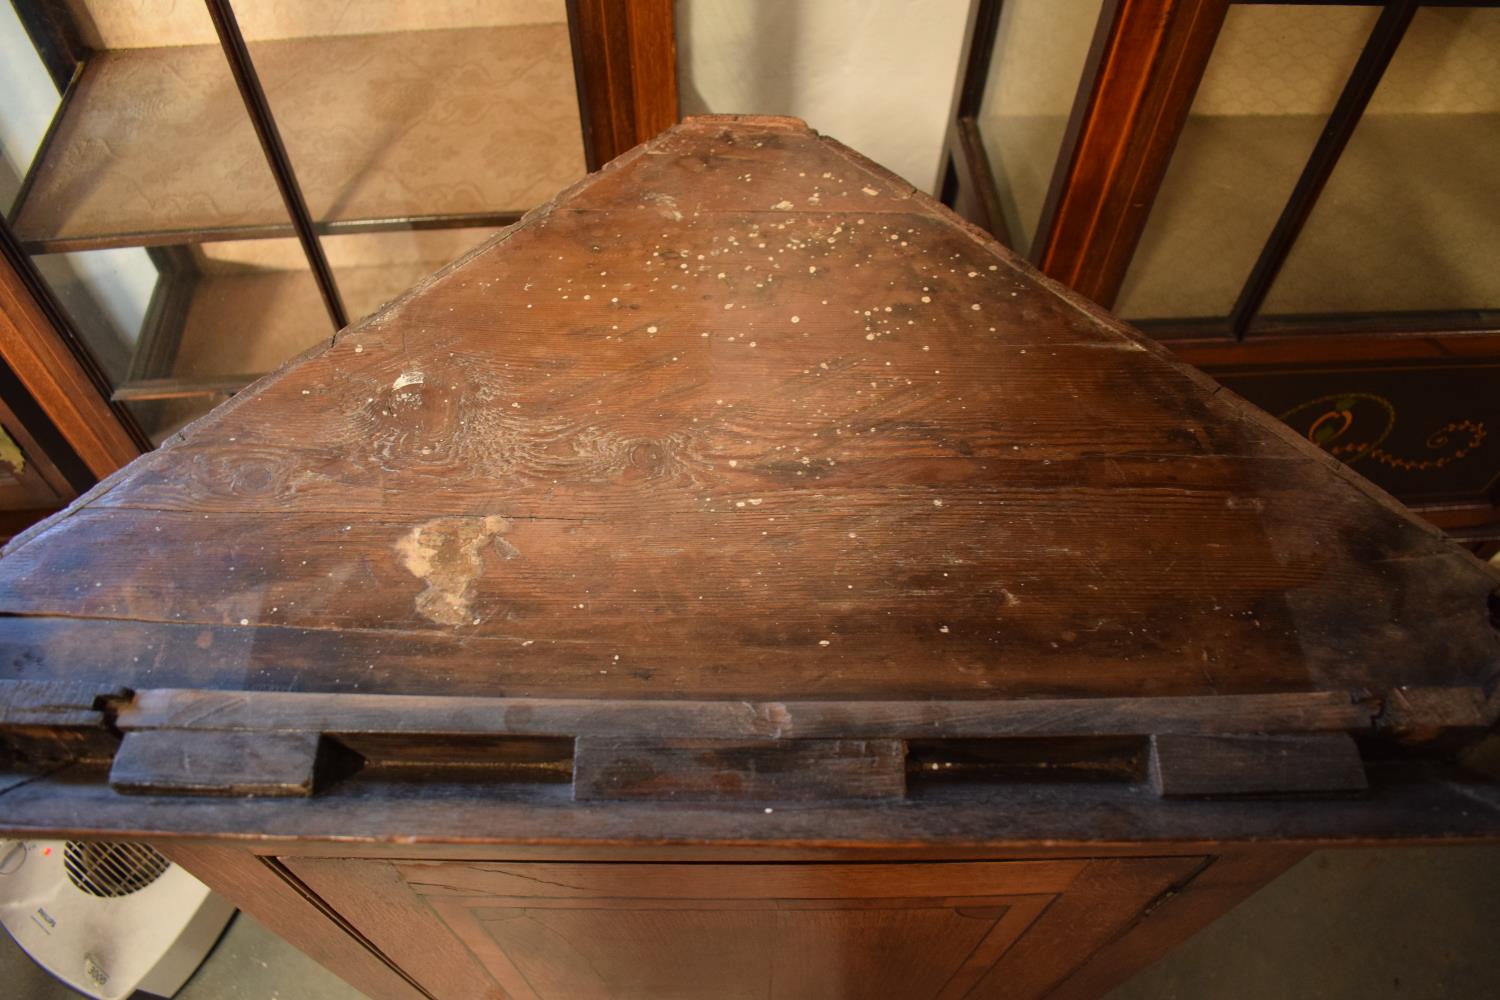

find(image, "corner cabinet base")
[162,845,1304,1000]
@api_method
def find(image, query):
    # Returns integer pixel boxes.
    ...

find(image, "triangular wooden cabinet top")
[0,117,1495,742]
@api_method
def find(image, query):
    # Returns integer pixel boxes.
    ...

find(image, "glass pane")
[0,2,59,216]
[322,229,504,323]
[1262,7,1500,319]
[9,13,287,246]
[196,228,503,331]
[0,1,330,443]
[975,0,1106,254]
[1115,4,1377,322]
[31,249,155,386]
[242,1,586,228]
[159,242,331,382]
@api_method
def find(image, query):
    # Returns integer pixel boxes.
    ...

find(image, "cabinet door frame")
[939,0,1500,539]
[160,846,1305,1000]
[939,0,1224,307]
[567,0,680,170]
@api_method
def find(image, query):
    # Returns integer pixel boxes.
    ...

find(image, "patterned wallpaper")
[1192,4,1500,118]
[1372,7,1500,114]
[1191,5,1377,117]
[65,0,565,48]
[1118,4,1500,320]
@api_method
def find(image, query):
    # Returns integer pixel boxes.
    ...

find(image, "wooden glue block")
[110,729,324,797]
[1149,733,1368,798]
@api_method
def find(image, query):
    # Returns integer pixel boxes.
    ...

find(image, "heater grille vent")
[63,842,170,898]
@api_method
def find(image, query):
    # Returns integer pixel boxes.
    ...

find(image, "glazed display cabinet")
[943,0,1500,551]
[0,0,675,484]
[1,116,1497,1000]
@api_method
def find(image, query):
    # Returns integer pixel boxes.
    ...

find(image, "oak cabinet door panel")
[285,857,1205,1000]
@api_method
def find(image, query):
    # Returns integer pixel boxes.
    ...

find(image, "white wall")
[677,0,971,195]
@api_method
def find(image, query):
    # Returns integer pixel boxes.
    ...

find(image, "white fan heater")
[0,839,234,999]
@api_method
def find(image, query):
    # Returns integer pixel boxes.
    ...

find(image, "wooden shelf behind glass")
[112,229,499,408]
[13,24,585,253]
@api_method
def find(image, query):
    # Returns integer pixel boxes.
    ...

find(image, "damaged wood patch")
[395,516,517,626]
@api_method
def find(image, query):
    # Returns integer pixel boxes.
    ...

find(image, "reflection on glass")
[0,2,59,216]
[148,242,329,382]
[1115,4,1377,322]
[35,250,157,386]
[976,0,1106,255]
[1262,7,1500,319]
[106,242,335,445]
[191,228,503,340]
[318,229,503,322]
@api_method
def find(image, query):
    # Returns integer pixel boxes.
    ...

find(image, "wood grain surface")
[297,859,1082,1000]
[571,737,907,801]
[1,116,1496,734]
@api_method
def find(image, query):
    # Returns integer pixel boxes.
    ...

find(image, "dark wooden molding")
[110,730,324,797]
[567,0,680,170]
[113,687,1380,742]
[1035,0,1227,306]
[1163,328,1500,368]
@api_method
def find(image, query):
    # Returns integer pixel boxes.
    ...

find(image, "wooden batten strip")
[116,688,1377,740]
[0,679,126,765]
[0,679,115,727]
